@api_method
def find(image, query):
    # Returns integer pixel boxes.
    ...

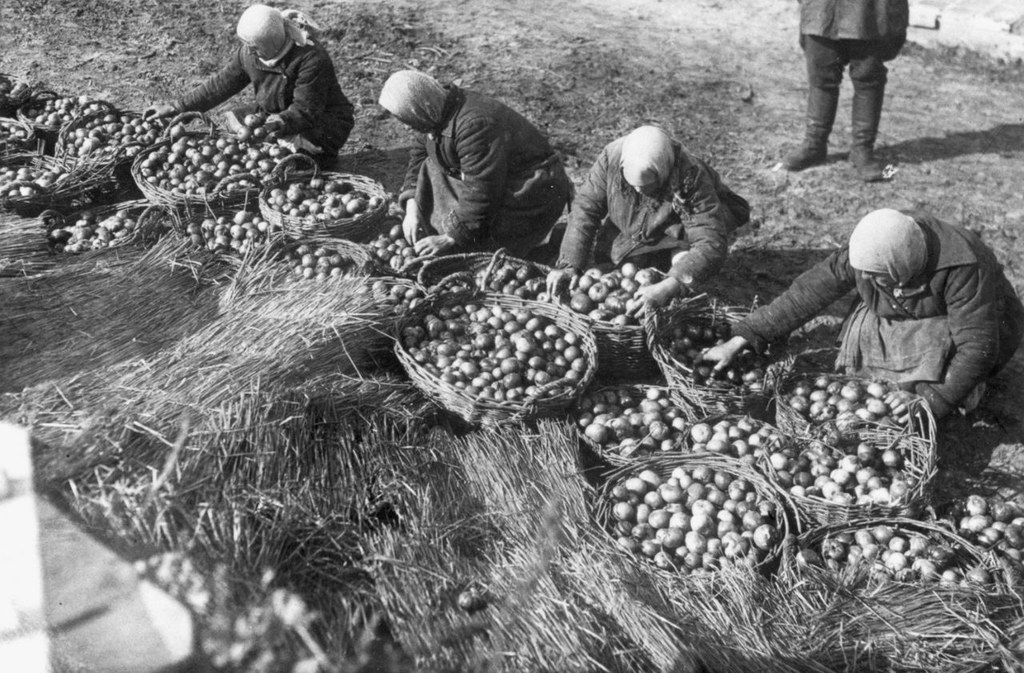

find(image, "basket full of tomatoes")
[41,199,172,254]
[259,154,388,241]
[416,248,552,299]
[0,116,37,161]
[17,91,116,148]
[394,288,598,426]
[645,296,786,417]
[1,155,116,217]
[55,108,168,170]
[597,453,793,576]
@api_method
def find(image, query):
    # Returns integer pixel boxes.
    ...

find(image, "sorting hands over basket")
[548,125,751,315]
[700,208,1024,420]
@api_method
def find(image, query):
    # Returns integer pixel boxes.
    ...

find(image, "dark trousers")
[802,33,905,96]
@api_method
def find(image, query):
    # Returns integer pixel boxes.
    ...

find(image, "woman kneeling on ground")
[378,70,572,260]
[702,208,1024,419]
[145,4,354,166]
[546,125,751,313]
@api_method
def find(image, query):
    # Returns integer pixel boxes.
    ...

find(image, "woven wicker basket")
[773,368,937,446]
[645,295,788,417]
[54,107,166,170]
[0,73,32,117]
[595,453,795,576]
[39,199,172,253]
[758,421,937,529]
[0,117,38,161]
[415,248,552,298]
[0,154,118,217]
[787,517,1015,592]
[682,412,798,466]
[131,111,264,208]
[274,234,380,279]
[573,383,699,464]
[17,91,117,149]
[259,153,389,241]
[394,289,598,426]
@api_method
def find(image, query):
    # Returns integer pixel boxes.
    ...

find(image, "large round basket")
[415,248,552,299]
[0,117,38,161]
[759,421,937,529]
[645,295,787,417]
[394,289,598,427]
[39,199,173,254]
[787,517,1015,593]
[54,107,167,171]
[0,154,118,217]
[130,112,262,210]
[258,153,389,241]
[17,91,117,150]
[0,73,32,117]
[595,453,795,577]
[773,368,937,445]
[572,383,699,465]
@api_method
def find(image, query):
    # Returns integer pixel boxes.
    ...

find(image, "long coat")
[556,137,745,285]
[175,43,354,156]
[734,212,1024,417]
[399,86,570,255]
[799,0,909,41]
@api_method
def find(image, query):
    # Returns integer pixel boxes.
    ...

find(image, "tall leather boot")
[850,81,887,182]
[782,85,839,171]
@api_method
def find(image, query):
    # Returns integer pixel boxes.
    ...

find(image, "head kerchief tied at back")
[237,4,309,64]
[848,208,927,286]
[379,70,449,131]
[621,126,676,189]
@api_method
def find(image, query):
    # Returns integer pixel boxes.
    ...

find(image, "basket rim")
[393,290,599,426]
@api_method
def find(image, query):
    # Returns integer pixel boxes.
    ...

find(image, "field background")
[3,0,1024,670]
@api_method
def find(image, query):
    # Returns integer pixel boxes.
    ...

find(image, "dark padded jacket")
[799,0,909,41]
[398,86,564,246]
[556,137,745,285]
[735,211,1023,417]
[175,42,354,155]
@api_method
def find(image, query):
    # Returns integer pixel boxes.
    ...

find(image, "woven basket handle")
[24,88,60,109]
[477,248,509,288]
[268,152,318,187]
[430,270,477,295]
[397,254,429,276]
[212,171,261,195]
[162,111,215,139]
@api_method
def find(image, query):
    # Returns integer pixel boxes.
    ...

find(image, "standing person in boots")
[782,0,908,182]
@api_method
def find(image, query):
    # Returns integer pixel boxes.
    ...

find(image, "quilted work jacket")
[175,42,354,155]
[799,0,909,41]
[735,211,1023,417]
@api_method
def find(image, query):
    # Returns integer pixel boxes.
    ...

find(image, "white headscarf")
[848,208,927,286]
[379,70,449,131]
[620,126,676,188]
[237,5,311,66]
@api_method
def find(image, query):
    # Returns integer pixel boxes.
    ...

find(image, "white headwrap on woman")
[378,70,449,131]
[620,126,676,188]
[848,208,928,286]
[237,4,310,66]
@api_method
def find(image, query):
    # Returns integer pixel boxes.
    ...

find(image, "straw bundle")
[0,236,227,392]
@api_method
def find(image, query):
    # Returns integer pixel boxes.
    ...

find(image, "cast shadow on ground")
[334,145,411,196]
[879,123,1024,166]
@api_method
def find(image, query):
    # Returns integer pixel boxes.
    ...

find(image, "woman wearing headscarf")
[702,208,1024,419]
[145,4,354,164]
[378,70,572,259]
[546,126,751,311]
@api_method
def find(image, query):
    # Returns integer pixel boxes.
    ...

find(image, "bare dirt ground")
[8,0,1021,504]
